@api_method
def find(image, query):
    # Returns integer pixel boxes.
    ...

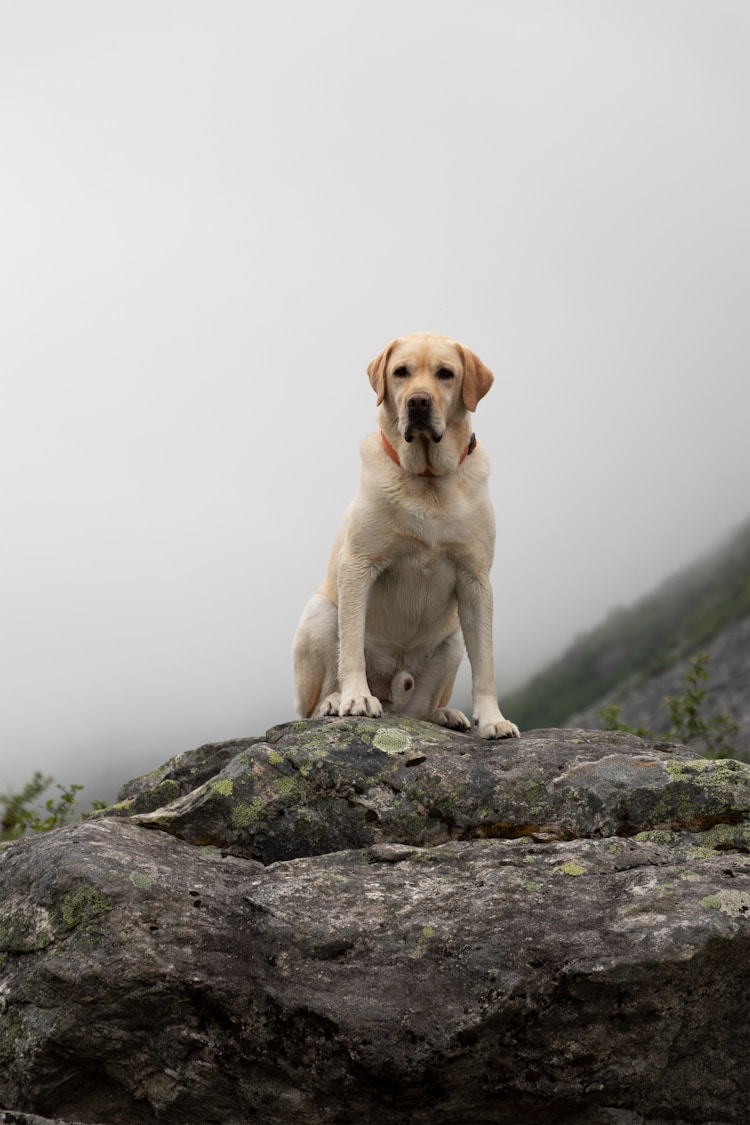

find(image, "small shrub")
[1,773,106,842]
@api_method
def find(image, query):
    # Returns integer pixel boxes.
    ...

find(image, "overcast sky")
[1,0,748,802]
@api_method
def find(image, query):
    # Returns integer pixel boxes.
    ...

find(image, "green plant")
[1,773,106,842]
[601,652,740,759]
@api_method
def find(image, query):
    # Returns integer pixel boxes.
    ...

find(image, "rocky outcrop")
[2,717,750,1124]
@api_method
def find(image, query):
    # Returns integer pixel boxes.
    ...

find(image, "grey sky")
[1,0,748,800]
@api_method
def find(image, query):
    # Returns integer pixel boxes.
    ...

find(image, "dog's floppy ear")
[459,345,494,411]
[367,341,394,406]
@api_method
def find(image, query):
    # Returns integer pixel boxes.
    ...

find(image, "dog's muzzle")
[404,392,442,443]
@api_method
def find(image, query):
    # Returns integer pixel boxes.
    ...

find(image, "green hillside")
[504,516,750,731]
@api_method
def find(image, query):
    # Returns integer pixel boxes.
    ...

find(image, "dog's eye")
[436,367,454,380]
[393,366,409,378]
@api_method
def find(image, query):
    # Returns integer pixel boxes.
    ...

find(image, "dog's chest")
[388,490,476,553]
[369,542,458,620]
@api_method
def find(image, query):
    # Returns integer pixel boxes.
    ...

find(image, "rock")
[1,718,750,1124]
[1,1113,93,1125]
[109,718,750,860]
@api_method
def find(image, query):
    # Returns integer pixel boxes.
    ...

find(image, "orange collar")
[380,430,477,477]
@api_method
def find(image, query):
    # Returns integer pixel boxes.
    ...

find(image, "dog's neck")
[380,430,477,477]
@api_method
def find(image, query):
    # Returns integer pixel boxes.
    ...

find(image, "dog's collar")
[380,430,477,477]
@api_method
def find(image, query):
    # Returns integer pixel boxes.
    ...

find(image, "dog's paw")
[430,708,471,732]
[316,693,341,718]
[476,718,521,740]
[340,694,383,718]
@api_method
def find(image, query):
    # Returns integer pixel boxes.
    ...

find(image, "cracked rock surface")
[1,718,750,1124]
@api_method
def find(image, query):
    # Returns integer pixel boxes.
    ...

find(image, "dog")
[292,332,520,740]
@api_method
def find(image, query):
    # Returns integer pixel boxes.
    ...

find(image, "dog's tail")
[389,669,415,712]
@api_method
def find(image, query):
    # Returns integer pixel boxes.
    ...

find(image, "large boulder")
[1,717,750,1124]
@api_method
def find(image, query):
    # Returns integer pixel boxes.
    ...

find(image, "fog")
[1,1,748,803]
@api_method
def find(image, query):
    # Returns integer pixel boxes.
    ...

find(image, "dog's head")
[367,332,494,445]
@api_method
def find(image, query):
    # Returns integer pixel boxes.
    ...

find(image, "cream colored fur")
[292,332,520,740]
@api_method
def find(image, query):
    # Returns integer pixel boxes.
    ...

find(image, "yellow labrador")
[292,332,520,740]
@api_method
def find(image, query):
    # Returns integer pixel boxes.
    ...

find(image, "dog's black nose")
[407,392,432,415]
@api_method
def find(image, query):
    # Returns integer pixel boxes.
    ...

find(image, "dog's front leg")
[457,570,520,740]
[337,551,383,718]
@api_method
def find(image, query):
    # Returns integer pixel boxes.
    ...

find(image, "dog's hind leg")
[292,593,340,718]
